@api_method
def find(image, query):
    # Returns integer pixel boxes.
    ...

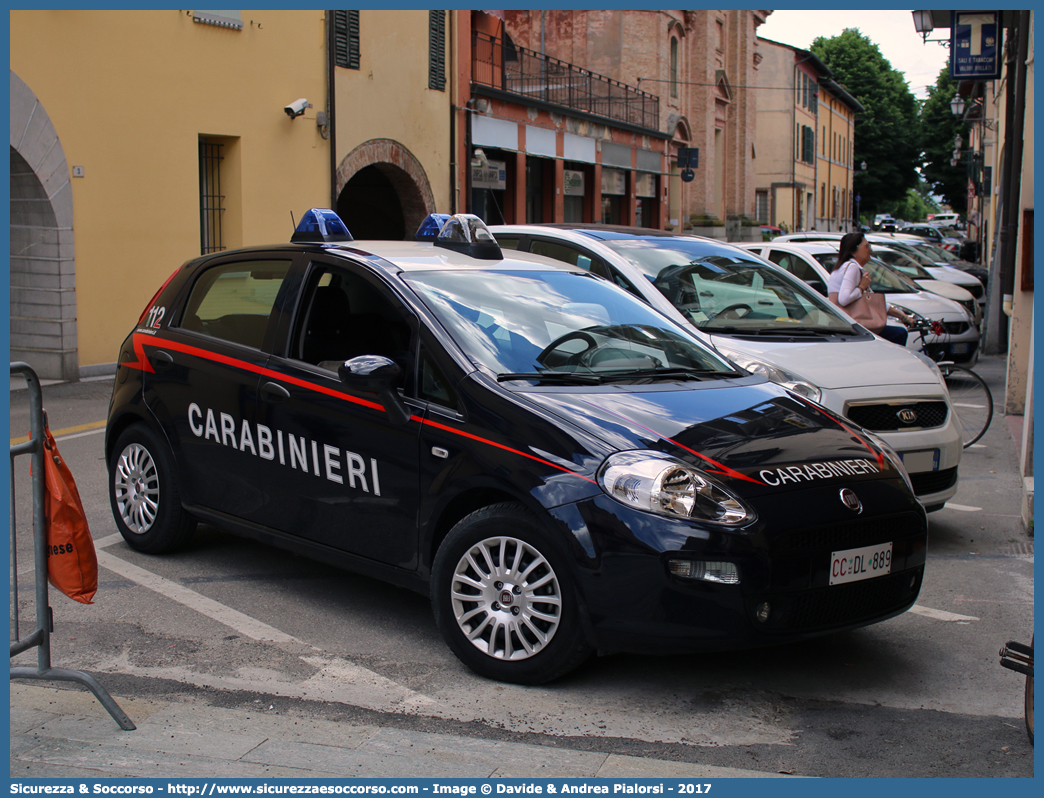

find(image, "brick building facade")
[499,10,769,235]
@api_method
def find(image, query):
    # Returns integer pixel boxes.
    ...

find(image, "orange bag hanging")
[34,426,99,604]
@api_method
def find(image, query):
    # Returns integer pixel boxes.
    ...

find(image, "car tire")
[431,502,592,684]
[109,424,196,554]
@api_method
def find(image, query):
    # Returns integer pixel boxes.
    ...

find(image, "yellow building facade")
[753,38,823,233]
[814,79,860,232]
[10,10,453,379]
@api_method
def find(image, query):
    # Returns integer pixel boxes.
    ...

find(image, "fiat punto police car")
[107,211,928,684]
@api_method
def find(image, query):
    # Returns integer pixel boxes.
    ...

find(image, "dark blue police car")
[107,211,928,684]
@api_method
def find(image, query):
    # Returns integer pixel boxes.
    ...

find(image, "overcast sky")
[757,9,952,100]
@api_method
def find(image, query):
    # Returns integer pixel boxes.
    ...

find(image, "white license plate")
[951,343,970,354]
[830,542,893,586]
[899,449,940,472]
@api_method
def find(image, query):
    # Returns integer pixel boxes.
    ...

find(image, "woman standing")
[828,232,913,346]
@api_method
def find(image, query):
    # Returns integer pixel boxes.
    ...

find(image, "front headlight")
[865,432,915,495]
[598,451,755,525]
[715,349,822,402]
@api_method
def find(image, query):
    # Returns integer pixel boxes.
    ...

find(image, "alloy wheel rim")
[114,443,159,534]
[450,536,562,661]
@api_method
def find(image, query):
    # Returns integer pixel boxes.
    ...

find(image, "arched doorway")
[335,139,435,240]
[10,71,78,381]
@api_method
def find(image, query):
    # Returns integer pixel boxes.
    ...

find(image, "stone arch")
[667,114,692,144]
[334,139,435,240]
[10,70,78,380]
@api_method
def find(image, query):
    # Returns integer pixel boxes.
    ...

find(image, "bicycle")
[907,318,994,447]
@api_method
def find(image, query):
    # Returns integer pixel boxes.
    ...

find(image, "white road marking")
[969,443,987,448]
[909,605,980,622]
[92,535,433,708]
[953,402,987,409]
[944,503,982,512]
[55,427,107,442]
[95,549,303,645]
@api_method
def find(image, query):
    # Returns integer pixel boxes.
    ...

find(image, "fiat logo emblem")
[840,489,863,514]
[897,408,918,425]
[499,590,514,606]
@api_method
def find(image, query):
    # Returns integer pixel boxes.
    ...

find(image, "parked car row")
[108,211,948,684]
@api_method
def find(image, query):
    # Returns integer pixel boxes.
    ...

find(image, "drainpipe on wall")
[326,11,338,210]
[449,11,457,214]
[998,10,1028,320]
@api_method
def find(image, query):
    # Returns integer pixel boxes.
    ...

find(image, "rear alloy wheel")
[432,503,591,684]
[109,424,196,554]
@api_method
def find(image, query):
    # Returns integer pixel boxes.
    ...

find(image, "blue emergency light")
[415,213,453,241]
[291,208,354,244]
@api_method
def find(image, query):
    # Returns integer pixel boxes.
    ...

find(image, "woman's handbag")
[829,263,888,333]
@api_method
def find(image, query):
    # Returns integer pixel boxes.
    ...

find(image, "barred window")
[333,10,360,70]
[199,138,225,255]
[429,11,446,91]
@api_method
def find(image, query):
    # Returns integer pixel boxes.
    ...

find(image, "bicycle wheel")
[941,364,994,447]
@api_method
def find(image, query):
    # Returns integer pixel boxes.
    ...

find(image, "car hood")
[705,335,940,390]
[924,266,982,286]
[879,289,967,319]
[517,379,898,499]
[913,279,974,302]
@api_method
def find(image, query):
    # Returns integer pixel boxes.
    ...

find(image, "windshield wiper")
[599,367,741,382]
[748,327,838,336]
[497,371,604,385]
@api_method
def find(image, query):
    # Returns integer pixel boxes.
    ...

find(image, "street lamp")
[950,96,966,117]
[911,10,934,35]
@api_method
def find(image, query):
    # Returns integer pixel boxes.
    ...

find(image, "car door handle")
[150,350,174,372]
[261,381,290,403]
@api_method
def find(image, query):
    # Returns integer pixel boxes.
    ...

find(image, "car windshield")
[598,238,857,334]
[811,254,920,294]
[405,269,738,380]
[872,249,934,280]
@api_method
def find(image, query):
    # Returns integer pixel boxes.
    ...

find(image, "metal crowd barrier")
[10,362,135,730]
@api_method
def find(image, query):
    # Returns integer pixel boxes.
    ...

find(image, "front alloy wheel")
[450,536,562,661]
[432,503,591,684]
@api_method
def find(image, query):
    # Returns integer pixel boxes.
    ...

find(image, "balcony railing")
[471,31,660,132]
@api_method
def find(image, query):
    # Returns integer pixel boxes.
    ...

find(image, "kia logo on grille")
[897,408,918,425]
[840,488,863,514]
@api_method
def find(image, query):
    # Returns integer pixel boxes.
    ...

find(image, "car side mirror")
[338,355,411,426]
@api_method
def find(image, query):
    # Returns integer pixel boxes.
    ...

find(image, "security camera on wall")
[284,98,309,119]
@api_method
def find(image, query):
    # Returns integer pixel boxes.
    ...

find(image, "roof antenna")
[290,210,296,230]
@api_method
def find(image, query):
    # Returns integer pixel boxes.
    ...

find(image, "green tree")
[893,183,938,222]
[919,67,970,214]
[810,29,920,218]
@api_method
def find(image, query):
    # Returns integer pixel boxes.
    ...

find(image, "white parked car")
[844,246,980,327]
[771,231,986,313]
[490,224,963,512]
[740,241,980,365]
[928,212,960,227]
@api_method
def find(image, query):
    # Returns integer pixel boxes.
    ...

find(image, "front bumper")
[550,480,927,655]
[819,385,962,509]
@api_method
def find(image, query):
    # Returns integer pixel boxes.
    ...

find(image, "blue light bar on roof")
[415,213,453,241]
[291,209,353,244]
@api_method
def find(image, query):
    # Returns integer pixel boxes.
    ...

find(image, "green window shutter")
[333,10,360,70]
[429,11,446,91]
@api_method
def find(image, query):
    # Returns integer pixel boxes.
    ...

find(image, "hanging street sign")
[950,11,1002,81]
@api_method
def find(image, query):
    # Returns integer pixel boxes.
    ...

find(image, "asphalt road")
[8,354,1034,778]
